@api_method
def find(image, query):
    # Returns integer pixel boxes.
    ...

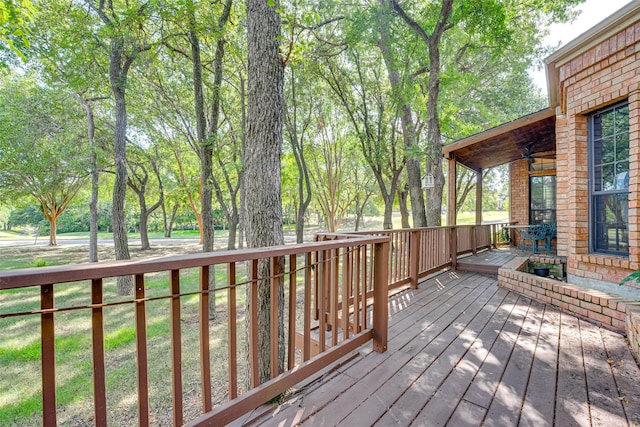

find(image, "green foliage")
[0,0,35,61]
[620,269,640,287]
[7,206,44,228]
[31,258,47,267]
[0,0,589,243]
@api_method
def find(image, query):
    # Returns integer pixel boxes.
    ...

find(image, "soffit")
[442,108,556,171]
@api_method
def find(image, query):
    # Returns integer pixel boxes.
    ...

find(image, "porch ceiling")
[442,108,556,171]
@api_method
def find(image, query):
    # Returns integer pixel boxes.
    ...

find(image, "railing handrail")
[0,235,389,290]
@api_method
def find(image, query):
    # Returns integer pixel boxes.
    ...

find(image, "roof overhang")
[545,2,640,109]
[442,108,556,171]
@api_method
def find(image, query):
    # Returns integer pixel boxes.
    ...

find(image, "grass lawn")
[0,263,256,426]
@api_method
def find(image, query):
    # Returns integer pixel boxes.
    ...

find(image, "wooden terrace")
[1,224,639,426]
[238,265,640,426]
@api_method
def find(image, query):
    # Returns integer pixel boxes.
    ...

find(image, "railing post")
[472,226,477,256]
[372,240,389,353]
[490,225,493,252]
[170,270,183,426]
[449,226,458,270]
[91,279,107,426]
[492,224,498,249]
[135,274,150,426]
[41,284,56,427]
[409,230,420,289]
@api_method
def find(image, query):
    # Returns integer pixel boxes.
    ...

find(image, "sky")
[529,0,634,95]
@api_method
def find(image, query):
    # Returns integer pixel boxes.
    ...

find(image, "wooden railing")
[0,236,389,427]
[0,223,508,426]
[345,223,511,290]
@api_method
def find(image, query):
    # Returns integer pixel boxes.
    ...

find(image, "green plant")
[620,268,640,286]
[32,259,47,267]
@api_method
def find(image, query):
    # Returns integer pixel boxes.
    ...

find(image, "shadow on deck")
[236,268,640,426]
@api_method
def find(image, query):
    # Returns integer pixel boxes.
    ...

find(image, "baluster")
[199,266,212,411]
[228,263,238,399]
[41,283,56,427]
[170,270,183,426]
[135,274,150,426]
[288,255,296,370]
[91,279,107,426]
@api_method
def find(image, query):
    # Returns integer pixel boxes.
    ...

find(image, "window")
[529,158,556,225]
[589,103,629,255]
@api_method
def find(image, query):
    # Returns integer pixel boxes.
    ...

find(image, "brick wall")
[628,305,640,364]
[555,19,640,286]
[499,258,631,332]
[509,159,529,247]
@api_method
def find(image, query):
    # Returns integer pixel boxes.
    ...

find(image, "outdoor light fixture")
[421,173,434,189]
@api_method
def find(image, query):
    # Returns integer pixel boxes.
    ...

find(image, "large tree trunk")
[110,38,133,296]
[392,0,453,227]
[245,0,285,385]
[425,29,446,227]
[378,2,427,227]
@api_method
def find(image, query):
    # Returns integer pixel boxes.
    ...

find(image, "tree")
[284,64,313,242]
[245,0,285,384]
[0,77,89,246]
[308,107,358,232]
[386,0,585,225]
[29,0,114,261]
[319,49,405,229]
[389,0,452,226]
[91,0,157,295]
[127,145,164,250]
[377,0,426,227]
[183,0,233,254]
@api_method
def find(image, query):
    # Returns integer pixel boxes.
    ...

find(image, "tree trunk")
[110,37,133,296]
[398,185,410,228]
[391,0,454,227]
[167,203,179,237]
[378,1,427,227]
[74,94,100,262]
[246,0,285,385]
[227,209,239,250]
[48,213,58,246]
[425,30,445,226]
[286,67,313,244]
[138,197,150,250]
[188,6,213,254]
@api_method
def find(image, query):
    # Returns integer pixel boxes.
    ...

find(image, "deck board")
[456,249,516,274]
[246,268,640,427]
[519,306,560,427]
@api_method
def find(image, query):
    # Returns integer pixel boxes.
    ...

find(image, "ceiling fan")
[521,143,555,164]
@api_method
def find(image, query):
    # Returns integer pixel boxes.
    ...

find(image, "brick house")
[443,2,640,294]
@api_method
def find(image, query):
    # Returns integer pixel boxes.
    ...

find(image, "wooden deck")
[457,248,517,274]
[237,270,640,427]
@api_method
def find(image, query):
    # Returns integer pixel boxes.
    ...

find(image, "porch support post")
[475,168,483,225]
[447,154,457,226]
